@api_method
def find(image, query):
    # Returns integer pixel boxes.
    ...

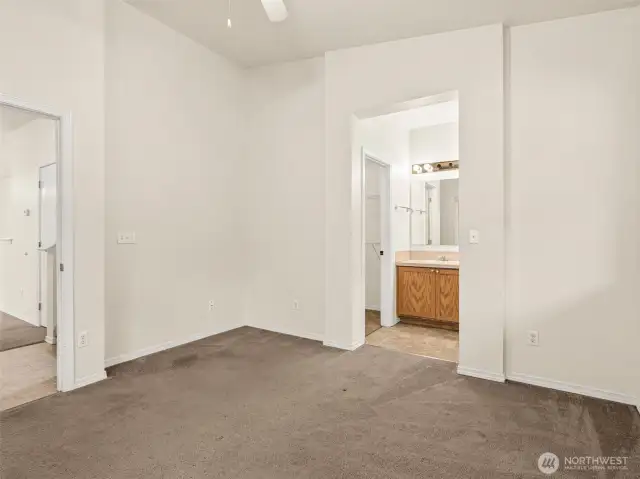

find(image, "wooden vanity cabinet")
[396,266,459,328]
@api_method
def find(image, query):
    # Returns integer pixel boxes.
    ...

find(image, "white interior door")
[363,151,395,330]
[39,163,57,250]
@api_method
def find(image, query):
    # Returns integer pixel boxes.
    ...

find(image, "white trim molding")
[74,371,108,389]
[244,323,324,343]
[105,324,242,368]
[507,372,639,406]
[323,339,365,351]
[457,366,506,383]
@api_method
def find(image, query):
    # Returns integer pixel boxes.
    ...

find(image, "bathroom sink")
[396,259,460,269]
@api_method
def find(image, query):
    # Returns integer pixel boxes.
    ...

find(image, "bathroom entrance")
[358,94,461,363]
[0,103,59,410]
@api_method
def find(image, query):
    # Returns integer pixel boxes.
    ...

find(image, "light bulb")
[227,18,232,28]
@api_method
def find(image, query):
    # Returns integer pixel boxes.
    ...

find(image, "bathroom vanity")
[396,261,459,330]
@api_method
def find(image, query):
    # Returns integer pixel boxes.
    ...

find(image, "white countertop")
[396,259,460,269]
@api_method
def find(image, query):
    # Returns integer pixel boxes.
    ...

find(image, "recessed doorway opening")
[0,94,75,410]
[357,92,461,363]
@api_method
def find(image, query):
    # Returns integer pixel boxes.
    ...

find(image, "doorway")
[0,94,74,409]
[363,153,392,337]
[357,96,461,363]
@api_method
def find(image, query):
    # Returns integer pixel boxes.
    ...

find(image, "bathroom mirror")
[410,175,459,249]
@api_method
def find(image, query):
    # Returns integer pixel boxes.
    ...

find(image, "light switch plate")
[117,232,136,244]
[469,229,480,244]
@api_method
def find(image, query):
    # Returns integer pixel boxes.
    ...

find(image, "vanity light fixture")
[411,160,459,175]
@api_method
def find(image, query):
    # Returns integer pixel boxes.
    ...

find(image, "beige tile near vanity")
[0,343,57,411]
[366,322,459,362]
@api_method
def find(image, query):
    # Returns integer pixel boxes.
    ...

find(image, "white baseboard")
[382,316,400,328]
[74,370,107,389]
[44,335,56,345]
[246,323,323,343]
[365,305,380,311]
[323,339,365,351]
[105,323,242,368]
[457,366,506,383]
[507,372,638,406]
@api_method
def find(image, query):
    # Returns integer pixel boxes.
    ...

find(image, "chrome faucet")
[438,255,447,261]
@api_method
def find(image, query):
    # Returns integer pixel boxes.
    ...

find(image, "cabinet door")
[436,269,459,322]
[397,267,437,318]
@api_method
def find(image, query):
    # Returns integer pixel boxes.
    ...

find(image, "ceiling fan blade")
[261,0,288,22]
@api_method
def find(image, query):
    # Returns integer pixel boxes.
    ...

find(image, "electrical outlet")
[117,232,136,244]
[78,331,88,348]
[208,300,215,312]
[292,300,301,311]
[527,330,539,346]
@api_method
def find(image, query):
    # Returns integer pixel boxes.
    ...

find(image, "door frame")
[37,162,57,329]
[1,93,75,392]
[362,150,396,332]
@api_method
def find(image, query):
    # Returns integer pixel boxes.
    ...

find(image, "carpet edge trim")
[74,371,108,389]
[457,366,506,382]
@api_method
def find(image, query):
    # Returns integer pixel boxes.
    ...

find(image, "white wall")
[104,0,246,363]
[244,58,326,341]
[507,8,640,403]
[0,0,106,383]
[325,26,506,372]
[410,122,459,165]
[0,112,56,324]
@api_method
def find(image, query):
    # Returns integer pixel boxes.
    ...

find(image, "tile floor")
[0,311,47,352]
[366,321,459,362]
[0,342,57,411]
[365,309,382,336]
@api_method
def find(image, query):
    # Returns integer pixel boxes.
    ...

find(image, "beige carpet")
[1,327,639,478]
[0,312,46,352]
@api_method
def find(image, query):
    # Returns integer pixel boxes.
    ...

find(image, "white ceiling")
[126,0,640,67]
